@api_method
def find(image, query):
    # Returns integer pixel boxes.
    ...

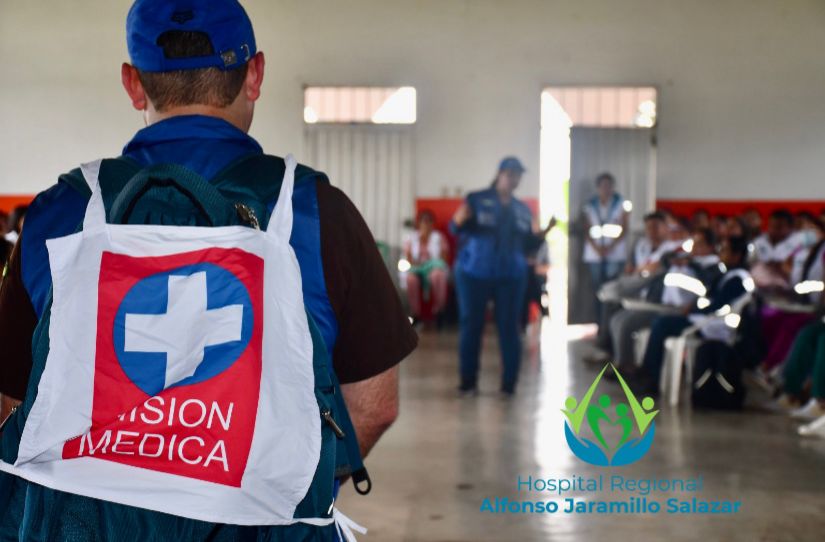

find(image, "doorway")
[540,87,658,325]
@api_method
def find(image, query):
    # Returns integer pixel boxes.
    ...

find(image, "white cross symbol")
[124,271,244,390]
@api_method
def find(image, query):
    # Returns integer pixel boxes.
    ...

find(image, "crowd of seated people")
[591,206,825,439]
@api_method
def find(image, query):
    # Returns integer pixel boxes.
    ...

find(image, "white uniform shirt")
[661,264,700,307]
[405,230,446,263]
[752,233,803,263]
[790,242,825,303]
[633,238,673,269]
[582,195,627,263]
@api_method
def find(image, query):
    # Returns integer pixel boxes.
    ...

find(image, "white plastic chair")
[659,291,753,407]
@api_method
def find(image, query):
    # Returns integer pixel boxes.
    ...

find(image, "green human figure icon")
[563,396,578,416]
[585,394,613,450]
[561,364,610,433]
[614,403,634,448]
[611,365,659,434]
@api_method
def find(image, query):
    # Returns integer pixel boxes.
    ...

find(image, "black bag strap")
[60,154,330,222]
[208,153,330,230]
[59,157,143,212]
[108,163,236,226]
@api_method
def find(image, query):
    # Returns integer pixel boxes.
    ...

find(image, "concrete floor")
[337,322,825,542]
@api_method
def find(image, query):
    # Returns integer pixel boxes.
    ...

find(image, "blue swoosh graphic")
[610,422,656,466]
[564,422,610,466]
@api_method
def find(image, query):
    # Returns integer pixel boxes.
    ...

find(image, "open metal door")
[568,127,656,324]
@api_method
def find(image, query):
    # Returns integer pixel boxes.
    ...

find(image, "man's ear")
[121,63,148,111]
[244,52,265,102]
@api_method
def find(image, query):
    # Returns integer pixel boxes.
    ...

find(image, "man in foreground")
[0,0,416,539]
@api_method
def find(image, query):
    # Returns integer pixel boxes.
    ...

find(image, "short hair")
[417,209,436,224]
[643,211,666,223]
[676,216,691,231]
[796,210,816,223]
[769,209,794,227]
[694,227,715,247]
[137,31,248,112]
[725,236,750,266]
[595,172,615,187]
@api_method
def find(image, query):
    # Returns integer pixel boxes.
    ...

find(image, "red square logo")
[62,247,264,487]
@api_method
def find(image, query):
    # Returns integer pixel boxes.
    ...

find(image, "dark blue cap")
[499,156,526,173]
[127,0,257,72]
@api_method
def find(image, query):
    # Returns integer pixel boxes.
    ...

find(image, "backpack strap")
[212,154,369,493]
[329,371,372,495]
[209,154,330,230]
[108,164,237,226]
[59,157,143,210]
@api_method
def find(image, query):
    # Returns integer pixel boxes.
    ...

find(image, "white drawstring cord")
[333,508,368,542]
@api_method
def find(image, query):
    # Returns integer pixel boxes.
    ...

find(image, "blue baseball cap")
[127,0,257,72]
[499,156,526,173]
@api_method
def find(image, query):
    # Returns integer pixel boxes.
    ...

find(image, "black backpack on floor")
[691,340,746,410]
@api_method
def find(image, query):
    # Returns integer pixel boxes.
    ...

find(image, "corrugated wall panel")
[304,124,415,247]
[567,127,655,324]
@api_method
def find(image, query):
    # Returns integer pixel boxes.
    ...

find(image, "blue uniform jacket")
[451,187,536,280]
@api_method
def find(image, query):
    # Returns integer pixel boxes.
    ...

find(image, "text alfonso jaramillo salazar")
[480,475,742,516]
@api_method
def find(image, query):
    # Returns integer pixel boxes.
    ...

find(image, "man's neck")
[145,104,249,132]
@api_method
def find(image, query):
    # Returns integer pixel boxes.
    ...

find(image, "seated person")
[626,211,671,276]
[750,209,801,289]
[760,218,825,371]
[725,216,748,242]
[662,215,691,254]
[402,209,449,323]
[690,208,711,232]
[630,237,751,395]
[593,212,669,355]
[3,205,27,245]
[711,213,730,243]
[608,228,718,371]
[773,320,825,426]
[742,208,763,241]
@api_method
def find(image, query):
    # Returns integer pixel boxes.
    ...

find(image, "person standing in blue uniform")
[450,157,555,396]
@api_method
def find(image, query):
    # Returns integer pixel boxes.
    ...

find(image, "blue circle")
[113,263,253,396]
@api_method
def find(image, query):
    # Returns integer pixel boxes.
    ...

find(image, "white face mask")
[693,254,721,267]
[801,229,819,248]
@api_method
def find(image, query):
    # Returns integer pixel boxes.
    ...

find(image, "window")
[303,86,417,124]
[543,87,657,128]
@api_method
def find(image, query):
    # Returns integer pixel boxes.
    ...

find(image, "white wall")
[1,0,824,202]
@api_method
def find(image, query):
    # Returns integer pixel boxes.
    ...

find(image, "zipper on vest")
[321,409,346,439]
[234,203,260,230]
